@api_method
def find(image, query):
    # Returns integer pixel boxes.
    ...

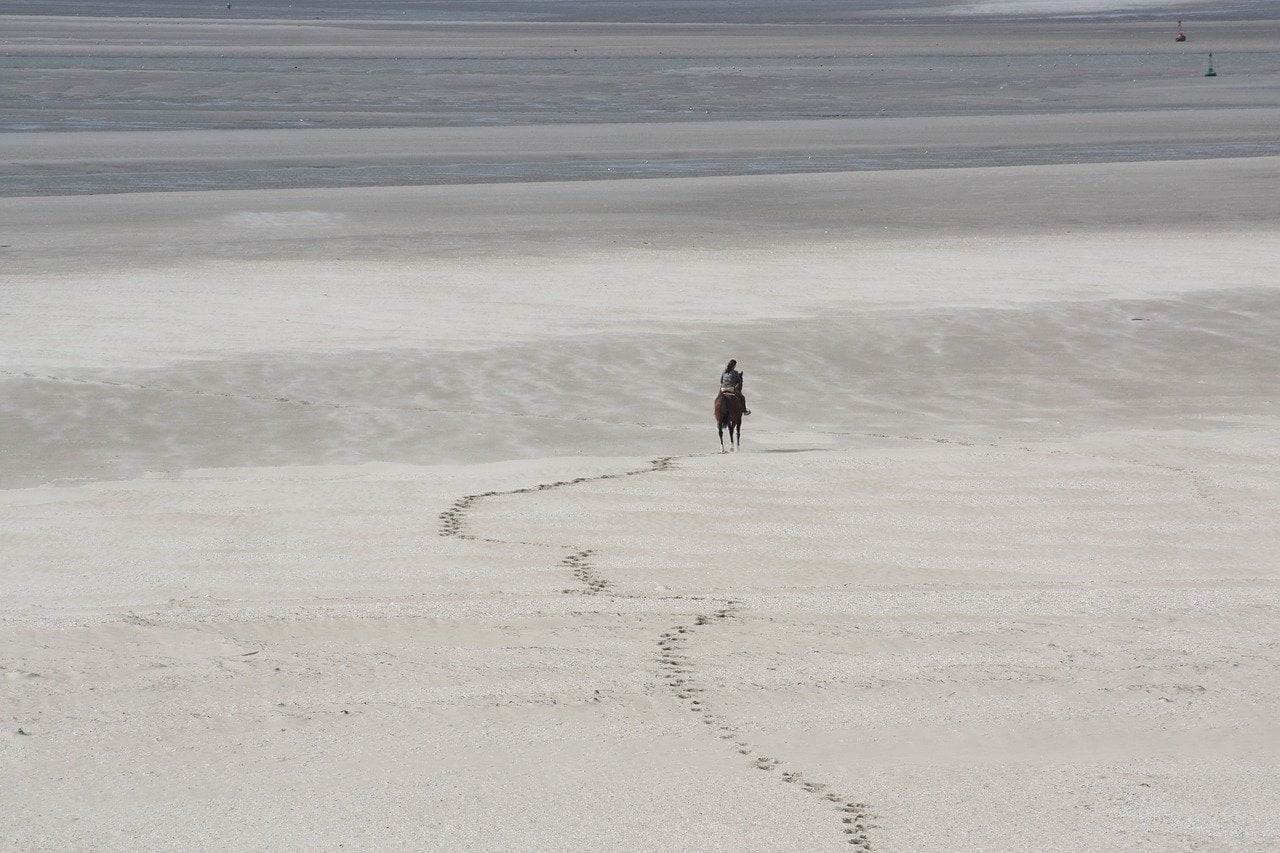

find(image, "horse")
[714,390,744,452]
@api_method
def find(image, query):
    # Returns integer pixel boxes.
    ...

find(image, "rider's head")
[725,359,737,373]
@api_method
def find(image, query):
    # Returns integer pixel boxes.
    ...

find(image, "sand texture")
[3,5,1279,851]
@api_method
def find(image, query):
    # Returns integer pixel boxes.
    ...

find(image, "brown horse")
[714,390,744,452]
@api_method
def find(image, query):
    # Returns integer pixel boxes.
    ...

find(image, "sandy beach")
[3,3,1279,850]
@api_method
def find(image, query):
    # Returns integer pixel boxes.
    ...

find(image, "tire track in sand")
[436,454,876,849]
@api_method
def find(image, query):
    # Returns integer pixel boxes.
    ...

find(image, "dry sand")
[3,6,1279,851]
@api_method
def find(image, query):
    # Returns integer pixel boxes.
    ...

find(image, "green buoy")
[1205,53,1217,77]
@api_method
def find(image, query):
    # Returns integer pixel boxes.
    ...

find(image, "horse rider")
[720,359,750,415]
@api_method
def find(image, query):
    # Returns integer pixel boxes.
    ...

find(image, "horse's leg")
[715,396,725,452]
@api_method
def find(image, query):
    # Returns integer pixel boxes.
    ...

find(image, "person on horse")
[720,359,750,415]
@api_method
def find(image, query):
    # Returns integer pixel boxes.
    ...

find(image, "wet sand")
[3,5,1279,851]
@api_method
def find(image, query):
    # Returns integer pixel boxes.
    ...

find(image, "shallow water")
[7,53,1275,73]
[6,49,1277,134]
[14,0,1280,22]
